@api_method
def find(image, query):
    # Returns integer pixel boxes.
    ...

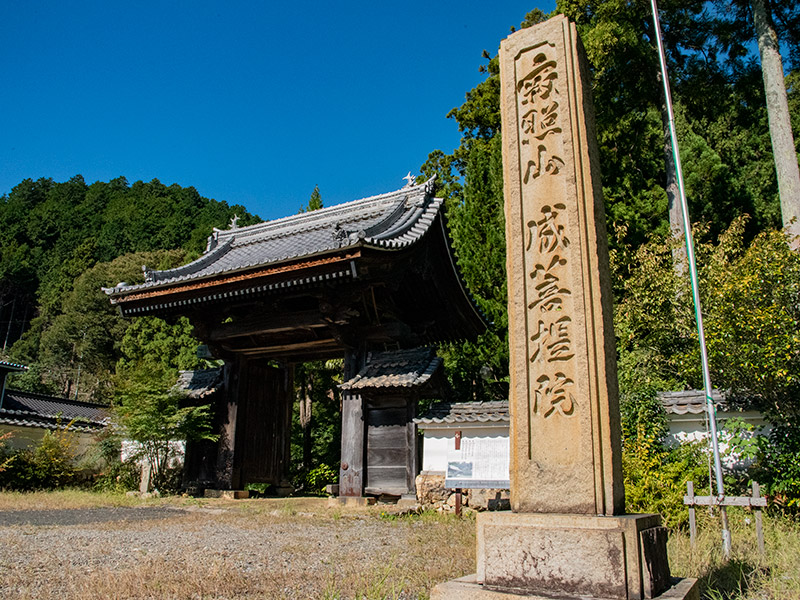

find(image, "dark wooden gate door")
[237,359,291,487]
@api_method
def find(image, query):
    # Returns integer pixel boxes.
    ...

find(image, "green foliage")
[437,135,509,401]
[290,360,342,489]
[0,176,259,385]
[619,387,705,528]
[617,220,800,509]
[10,249,194,402]
[304,464,338,496]
[622,422,707,528]
[113,365,217,492]
[753,423,800,512]
[0,425,80,490]
[300,185,324,213]
[702,227,800,423]
[118,316,205,374]
[91,458,140,493]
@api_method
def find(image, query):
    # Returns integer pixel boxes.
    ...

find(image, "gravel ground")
[0,502,473,599]
[0,506,189,527]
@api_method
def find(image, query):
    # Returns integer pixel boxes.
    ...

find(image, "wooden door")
[364,394,416,495]
[236,359,292,487]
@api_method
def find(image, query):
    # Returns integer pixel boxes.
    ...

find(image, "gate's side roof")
[105,178,440,299]
[340,348,443,391]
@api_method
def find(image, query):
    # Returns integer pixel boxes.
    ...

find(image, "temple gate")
[105,178,485,499]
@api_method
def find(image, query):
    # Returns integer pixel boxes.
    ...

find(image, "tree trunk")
[299,371,312,473]
[660,95,688,273]
[752,0,800,247]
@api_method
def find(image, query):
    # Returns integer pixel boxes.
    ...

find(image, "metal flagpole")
[649,0,731,556]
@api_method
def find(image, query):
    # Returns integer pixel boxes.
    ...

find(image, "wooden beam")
[231,338,342,357]
[209,310,331,341]
[683,495,767,508]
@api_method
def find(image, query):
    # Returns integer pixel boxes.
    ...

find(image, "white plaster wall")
[121,439,185,467]
[420,425,509,473]
[0,424,100,460]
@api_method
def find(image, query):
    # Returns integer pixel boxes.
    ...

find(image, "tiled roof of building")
[414,391,730,425]
[414,400,510,425]
[105,178,440,300]
[340,348,443,391]
[175,368,224,399]
[0,389,109,432]
[658,390,728,415]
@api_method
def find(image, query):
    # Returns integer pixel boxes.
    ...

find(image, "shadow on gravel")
[0,506,188,527]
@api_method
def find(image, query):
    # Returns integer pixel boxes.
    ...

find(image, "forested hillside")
[0,176,259,400]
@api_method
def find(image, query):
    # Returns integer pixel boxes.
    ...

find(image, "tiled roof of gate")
[414,401,510,425]
[175,368,224,399]
[340,348,443,390]
[105,178,441,298]
[0,389,109,432]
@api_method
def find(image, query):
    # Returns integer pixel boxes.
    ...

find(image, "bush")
[0,425,80,490]
[752,423,800,513]
[92,458,141,493]
[620,389,708,528]
[304,463,338,496]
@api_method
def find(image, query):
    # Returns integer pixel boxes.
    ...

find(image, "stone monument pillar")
[432,15,697,600]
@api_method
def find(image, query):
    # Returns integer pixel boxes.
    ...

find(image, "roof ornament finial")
[424,174,437,196]
[402,172,416,188]
[142,265,154,283]
[229,214,240,229]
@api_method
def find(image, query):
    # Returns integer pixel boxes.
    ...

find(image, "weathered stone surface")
[476,512,670,600]
[431,574,699,600]
[500,14,624,515]
[416,471,449,505]
[468,488,511,510]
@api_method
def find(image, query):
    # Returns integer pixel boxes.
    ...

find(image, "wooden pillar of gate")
[339,347,367,497]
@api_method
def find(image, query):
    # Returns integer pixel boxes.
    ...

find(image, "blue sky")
[1,1,556,221]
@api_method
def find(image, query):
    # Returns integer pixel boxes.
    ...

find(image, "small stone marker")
[432,15,698,600]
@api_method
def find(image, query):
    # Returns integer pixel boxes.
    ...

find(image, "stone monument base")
[432,512,697,600]
[431,574,698,600]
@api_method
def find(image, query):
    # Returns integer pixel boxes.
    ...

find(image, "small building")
[659,390,769,445]
[414,401,510,508]
[0,387,109,458]
[414,392,769,495]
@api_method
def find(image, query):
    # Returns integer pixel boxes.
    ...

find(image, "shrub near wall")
[0,426,80,490]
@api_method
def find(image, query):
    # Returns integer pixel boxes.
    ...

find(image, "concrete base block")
[473,512,673,600]
[431,574,699,600]
[327,496,376,507]
[204,489,250,499]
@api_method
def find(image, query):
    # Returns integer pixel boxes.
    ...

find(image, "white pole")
[649,0,731,556]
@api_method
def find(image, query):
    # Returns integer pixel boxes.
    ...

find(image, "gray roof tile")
[414,401,510,425]
[0,389,109,431]
[340,348,443,390]
[175,368,224,399]
[106,178,440,299]
[658,390,727,415]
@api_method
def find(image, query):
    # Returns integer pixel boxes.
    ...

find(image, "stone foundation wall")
[415,471,510,511]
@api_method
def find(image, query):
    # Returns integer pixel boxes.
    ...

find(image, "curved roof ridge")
[215,181,427,244]
[149,238,233,283]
